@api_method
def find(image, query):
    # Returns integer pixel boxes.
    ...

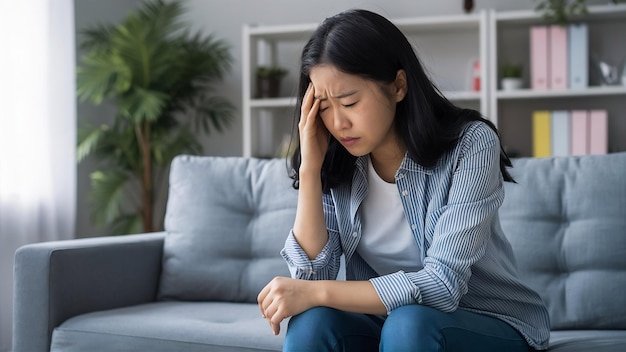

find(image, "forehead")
[309,64,365,92]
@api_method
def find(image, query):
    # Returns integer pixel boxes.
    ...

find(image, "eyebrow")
[316,90,357,101]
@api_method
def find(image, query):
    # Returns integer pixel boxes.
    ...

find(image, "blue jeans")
[283,305,532,352]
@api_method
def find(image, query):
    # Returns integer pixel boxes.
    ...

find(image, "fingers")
[299,83,320,132]
[257,284,269,317]
[301,83,315,116]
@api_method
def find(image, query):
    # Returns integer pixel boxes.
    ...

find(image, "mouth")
[340,137,359,147]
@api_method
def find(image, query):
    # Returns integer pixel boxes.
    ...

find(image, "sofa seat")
[50,301,284,352]
[547,330,626,351]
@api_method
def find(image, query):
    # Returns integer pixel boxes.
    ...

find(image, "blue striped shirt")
[281,121,550,349]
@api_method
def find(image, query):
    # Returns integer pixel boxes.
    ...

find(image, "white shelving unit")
[242,11,489,158]
[489,4,626,157]
[242,5,626,158]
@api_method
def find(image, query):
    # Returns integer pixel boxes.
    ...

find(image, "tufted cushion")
[500,152,626,330]
[157,156,297,302]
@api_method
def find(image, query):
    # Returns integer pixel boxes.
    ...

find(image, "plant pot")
[501,78,523,91]
[256,77,282,98]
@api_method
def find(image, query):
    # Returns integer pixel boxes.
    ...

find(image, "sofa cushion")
[547,330,626,352]
[499,152,626,330]
[50,302,284,352]
[158,156,296,302]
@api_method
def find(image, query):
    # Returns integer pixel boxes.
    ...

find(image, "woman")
[257,9,550,352]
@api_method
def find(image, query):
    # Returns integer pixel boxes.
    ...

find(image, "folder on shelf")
[530,26,550,90]
[568,23,588,90]
[533,110,552,157]
[589,109,608,155]
[570,110,589,156]
[549,25,568,90]
[551,110,570,157]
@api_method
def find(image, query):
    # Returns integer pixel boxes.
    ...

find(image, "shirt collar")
[355,153,434,179]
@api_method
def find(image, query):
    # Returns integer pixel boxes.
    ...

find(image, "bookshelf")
[489,4,626,157]
[242,4,626,158]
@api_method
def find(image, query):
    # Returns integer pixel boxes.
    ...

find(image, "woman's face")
[309,64,406,160]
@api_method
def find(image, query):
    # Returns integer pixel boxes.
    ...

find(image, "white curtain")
[0,0,76,350]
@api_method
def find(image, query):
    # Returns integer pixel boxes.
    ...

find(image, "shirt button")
[411,224,417,230]
[402,190,408,196]
[352,231,358,237]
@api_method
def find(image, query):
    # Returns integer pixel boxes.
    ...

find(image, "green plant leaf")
[118,87,168,123]
[89,170,130,226]
[111,213,144,236]
[77,124,110,162]
[195,96,234,134]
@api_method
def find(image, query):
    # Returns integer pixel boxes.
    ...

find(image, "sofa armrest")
[13,232,166,352]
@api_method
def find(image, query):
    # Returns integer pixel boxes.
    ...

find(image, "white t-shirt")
[357,158,423,276]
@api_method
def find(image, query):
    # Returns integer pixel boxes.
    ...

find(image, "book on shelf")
[568,23,588,90]
[530,26,550,90]
[570,110,589,156]
[589,110,608,155]
[549,25,568,90]
[532,110,551,157]
[551,110,570,157]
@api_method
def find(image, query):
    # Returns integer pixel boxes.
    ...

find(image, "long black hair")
[289,9,513,191]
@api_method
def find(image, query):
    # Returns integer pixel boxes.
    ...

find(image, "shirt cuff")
[280,229,333,280]
[369,270,423,314]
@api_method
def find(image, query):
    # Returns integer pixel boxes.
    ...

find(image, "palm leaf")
[117,87,168,123]
[195,96,234,134]
[89,170,130,226]
[77,124,109,162]
[111,213,144,236]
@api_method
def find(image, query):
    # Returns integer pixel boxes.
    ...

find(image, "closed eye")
[343,102,357,108]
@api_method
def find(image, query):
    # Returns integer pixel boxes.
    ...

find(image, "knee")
[381,305,445,350]
[284,307,337,349]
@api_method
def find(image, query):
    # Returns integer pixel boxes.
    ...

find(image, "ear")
[393,69,408,102]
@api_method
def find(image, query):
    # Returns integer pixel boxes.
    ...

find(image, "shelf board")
[395,13,481,32]
[250,97,297,108]
[445,90,481,101]
[497,86,626,99]
[247,23,317,41]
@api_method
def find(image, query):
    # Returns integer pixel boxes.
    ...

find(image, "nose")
[332,108,351,131]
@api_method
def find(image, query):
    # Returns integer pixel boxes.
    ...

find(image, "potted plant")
[534,0,626,26]
[256,66,288,98]
[76,0,234,235]
[500,63,524,91]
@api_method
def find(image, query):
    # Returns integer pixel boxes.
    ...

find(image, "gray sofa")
[13,153,626,351]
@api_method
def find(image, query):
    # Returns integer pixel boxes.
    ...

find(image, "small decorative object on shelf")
[500,63,524,90]
[256,66,288,98]
[592,55,622,85]
[464,0,474,14]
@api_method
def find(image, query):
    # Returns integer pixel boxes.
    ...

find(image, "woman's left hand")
[257,277,316,335]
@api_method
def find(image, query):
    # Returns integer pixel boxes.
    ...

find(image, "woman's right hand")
[298,83,329,173]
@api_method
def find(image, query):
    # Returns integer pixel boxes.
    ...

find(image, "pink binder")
[530,26,550,90]
[549,25,568,90]
[589,110,608,155]
[570,110,589,156]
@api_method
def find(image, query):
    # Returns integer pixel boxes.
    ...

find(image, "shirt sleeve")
[370,124,504,314]
[280,193,343,280]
